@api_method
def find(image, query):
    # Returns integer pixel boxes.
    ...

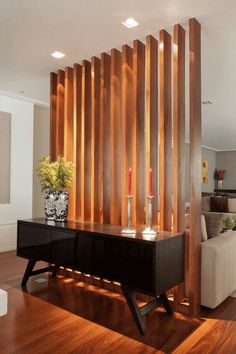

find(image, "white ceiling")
[0,0,236,150]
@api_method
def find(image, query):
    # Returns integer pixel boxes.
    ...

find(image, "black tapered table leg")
[121,285,173,335]
[21,259,36,286]
[121,285,146,335]
[52,265,59,278]
[159,293,173,315]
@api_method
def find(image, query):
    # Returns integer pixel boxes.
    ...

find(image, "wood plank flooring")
[0,251,236,353]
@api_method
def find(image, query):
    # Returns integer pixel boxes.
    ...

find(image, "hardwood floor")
[0,252,236,353]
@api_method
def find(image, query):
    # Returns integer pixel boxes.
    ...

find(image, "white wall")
[0,95,34,252]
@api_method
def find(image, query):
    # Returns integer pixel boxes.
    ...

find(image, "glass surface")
[0,111,11,204]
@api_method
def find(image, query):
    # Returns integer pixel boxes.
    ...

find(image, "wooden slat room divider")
[50,18,201,316]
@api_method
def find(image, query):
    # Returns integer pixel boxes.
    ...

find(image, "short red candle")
[149,168,152,196]
[128,168,132,195]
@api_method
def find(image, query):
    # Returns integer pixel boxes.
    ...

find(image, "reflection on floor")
[0,251,236,353]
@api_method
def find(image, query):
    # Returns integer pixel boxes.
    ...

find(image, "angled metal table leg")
[121,285,173,335]
[121,284,146,335]
[21,259,36,286]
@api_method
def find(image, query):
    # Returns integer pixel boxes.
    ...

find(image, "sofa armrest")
[201,231,236,308]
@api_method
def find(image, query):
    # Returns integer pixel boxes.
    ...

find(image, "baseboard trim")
[0,240,16,253]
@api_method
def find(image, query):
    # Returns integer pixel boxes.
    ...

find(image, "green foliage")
[225,217,235,230]
[37,156,73,191]
[37,156,56,190]
[54,156,73,191]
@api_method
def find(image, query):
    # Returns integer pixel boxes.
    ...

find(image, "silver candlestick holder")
[121,195,136,234]
[142,195,157,235]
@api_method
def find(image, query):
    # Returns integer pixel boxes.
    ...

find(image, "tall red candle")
[149,168,152,196]
[128,168,132,195]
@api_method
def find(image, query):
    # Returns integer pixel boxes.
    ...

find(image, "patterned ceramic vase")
[44,189,56,220]
[54,191,69,222]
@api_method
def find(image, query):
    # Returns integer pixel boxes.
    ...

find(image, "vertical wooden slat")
[101,52,111,224]
[110,49,122,225]
[173,25,186,233]
[91,57,101,223]
[173,24,186,307]
[132,40,145,226]
[159,30,172,231]
[81,60,92,221]
[56,70,65,156]
[189,17,202,316]
[121,45,133,226]
[64,67,75,219]
[50,72,57,161]
[73,63,82,221]
[145,35,158,226]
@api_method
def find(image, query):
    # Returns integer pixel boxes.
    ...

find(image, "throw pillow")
[210,196,228,213]
[228,198,236,213]
[201,196,210,212]
[201,215,208,242]
[204,213,223,238]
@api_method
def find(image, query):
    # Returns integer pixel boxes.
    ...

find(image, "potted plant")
[225,217,235,230]
[37,156,73,221]
[37,156,57,220]
[54,156,73,222]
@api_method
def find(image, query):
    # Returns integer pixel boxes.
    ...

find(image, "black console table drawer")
[17,224,51,262]
[51,230,76,267]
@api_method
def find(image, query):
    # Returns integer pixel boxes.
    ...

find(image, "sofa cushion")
[202,196,210,212]
[228,198,236,213]
[210,196,228,213]
[204,212,223,238]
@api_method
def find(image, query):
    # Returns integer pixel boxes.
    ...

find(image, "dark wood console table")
[17,218,184,335]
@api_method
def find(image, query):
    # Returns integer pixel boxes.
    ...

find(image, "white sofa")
[201,230,236,308]
[0,289,7,317]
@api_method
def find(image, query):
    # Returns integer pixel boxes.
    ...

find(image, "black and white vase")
[44,189,56,220]
[54,191,69,222]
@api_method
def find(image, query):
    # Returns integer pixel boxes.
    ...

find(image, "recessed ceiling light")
[51,51,65,59]
[122,18,139,28]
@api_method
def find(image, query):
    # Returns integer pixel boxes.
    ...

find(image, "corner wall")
[216,151,236,189]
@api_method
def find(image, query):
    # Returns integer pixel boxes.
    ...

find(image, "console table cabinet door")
[155,236,184,295]
[17,224,51,262]
[51,231,77,267]
[104,239,154,294]
[75,234,154,294]
[76,234,94,274]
